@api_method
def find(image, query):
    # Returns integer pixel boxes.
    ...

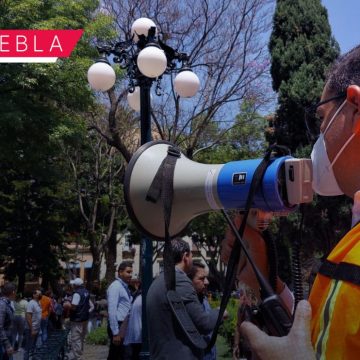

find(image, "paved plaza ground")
[13,337,232,359]
[81,344,109,359]
[13,344,108,360]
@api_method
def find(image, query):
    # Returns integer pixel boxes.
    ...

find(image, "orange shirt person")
[39,291,52,344]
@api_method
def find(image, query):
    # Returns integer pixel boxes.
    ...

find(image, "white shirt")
[71,293,81,306]
[107,278,132,335]
[26,300,42,332]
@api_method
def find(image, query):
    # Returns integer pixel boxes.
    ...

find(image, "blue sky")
[322,0,360,54]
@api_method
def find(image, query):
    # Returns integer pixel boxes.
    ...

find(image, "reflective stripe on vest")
[309,223,360,359]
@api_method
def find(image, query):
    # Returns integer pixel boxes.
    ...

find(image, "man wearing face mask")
[221,44,360,359]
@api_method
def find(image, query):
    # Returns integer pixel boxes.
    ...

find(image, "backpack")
[54,302,63,317]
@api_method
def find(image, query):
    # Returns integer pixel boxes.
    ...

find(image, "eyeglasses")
[304,92,346,140]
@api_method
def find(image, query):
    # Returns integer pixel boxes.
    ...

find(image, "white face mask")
[311,100,354,196]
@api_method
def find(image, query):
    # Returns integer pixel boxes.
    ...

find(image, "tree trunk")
[17,264,26,295]
[88,234,102,292]
[41,278,49,291]
[105,220,117,285]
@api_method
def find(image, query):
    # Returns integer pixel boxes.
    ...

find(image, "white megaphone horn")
[124,141,313,240]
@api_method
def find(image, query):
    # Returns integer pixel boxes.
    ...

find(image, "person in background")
[147,238,219,360]
[87,294,97,334]
[51,295,64,330]
[188,262,216,360]
[0,283,16,360]
[24,289,42,360]
[106,261,133,360]
[123,284,142,360]
[95,296,107,328]
[11,293,28,352]
[69,278,90,360]
[39,289,52,344]
[62,284,73,328]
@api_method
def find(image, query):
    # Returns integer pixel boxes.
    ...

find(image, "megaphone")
[124,141,313,240]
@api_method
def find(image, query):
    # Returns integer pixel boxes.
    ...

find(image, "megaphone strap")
[146,145,208,349]
[145,146,181,205]
[145,146,179,289]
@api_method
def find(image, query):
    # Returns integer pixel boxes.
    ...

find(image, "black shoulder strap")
[318,259,360,286]
[146,145,180,291]
[146,145,207,350]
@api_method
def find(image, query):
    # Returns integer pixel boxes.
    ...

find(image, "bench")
[32,329,70,360]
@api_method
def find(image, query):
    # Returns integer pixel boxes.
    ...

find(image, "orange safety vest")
[309,222,360,359]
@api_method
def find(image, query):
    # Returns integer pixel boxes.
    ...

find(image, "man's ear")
[347,86,360,134]
[353,117,360,135]
[347,85,360,104]
[183,251,191,264]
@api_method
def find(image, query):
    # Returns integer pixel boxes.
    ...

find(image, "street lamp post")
[87,17,200,359]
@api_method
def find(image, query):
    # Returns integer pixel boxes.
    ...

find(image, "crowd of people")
[0,279,108,360]
[106,244,222,360]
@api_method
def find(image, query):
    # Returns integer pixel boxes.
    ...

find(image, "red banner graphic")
[0,30,83,61]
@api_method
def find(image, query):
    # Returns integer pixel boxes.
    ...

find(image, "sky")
[321,0,360,54]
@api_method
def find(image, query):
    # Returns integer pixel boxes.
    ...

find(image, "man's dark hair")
[327,44,360,95]
[188,262,206,280]
[118,261,133,272]
[171,238,190,264]
[33,289,41,296]
[2,283,16,297]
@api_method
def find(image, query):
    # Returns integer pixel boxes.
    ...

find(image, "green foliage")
[266,1,352,288]
[195,100,268,163]
[85,324,108,345]
[269,0,339,150]
[0,0,113,174]
[0,0,115,289]
[209,298,239,348]
[0,169,73,288]
[216,335,232,359]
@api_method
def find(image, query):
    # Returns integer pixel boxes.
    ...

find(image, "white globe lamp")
[127,87,141,112]
[131,18,157,43]
[137,46,167,78]
[87,61,116,91]
[174,70,200,97]
[127,86,153,112]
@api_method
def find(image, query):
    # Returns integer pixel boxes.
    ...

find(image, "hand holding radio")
[240,300,315,360]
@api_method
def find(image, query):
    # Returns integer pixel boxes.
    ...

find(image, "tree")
[57,115,127,288]
[267,0,351,287]
[268,0,339,150]
[0,167,74,293]
[0,0,115,288]
[96,0,275,161]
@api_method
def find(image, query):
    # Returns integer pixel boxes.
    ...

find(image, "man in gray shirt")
[24,289,42,360]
